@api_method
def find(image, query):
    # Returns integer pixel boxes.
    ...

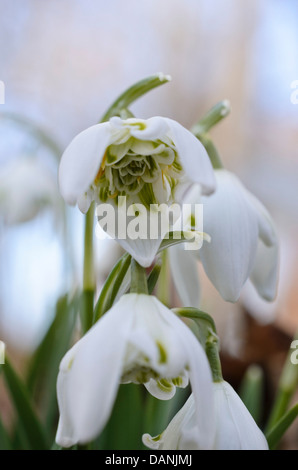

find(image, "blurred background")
[0,0,298,448]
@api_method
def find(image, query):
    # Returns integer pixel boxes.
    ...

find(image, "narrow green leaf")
[96,384,144,450]
[147,258,162,294]
[266,403,298,449]
[0,413,12,450]
[93,253,131,323]
[2,360,48,449]
[239,365,264,425]
[27,293,79,438]
[266,334,298,432]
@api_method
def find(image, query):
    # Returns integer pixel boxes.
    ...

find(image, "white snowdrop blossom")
[143,380,268,450]
[58,116,215,266]
[56,293,214,448]
[0,157,59,225]
[170,169,279,303]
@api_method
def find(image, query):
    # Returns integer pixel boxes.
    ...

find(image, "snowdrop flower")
[59,116,215,266]
[171,169,279,303]
[56,293,214,448]
[0,157,59,224]
[143,380,268,450]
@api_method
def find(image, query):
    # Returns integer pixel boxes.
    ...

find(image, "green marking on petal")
[91,128,184,207]
[129,121,146,130]
[139,183,158,209]
[156,341,167,364]
[172,377,183,387]
[157,378,173,392]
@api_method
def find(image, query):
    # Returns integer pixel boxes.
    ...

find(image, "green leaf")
[27,293,79,438]
[266,403,298,449]
[0,413,12,450]
[239,365,264,425]
[1,360,48,449]
[96,384,144,450]
[100,73,171,122]
[93,253,131,323]
[265,334,298,432]
[147,258,162,294]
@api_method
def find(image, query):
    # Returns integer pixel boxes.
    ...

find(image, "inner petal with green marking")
[92,135,183,207]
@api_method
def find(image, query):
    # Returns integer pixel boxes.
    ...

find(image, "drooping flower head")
[0,157,59,225]
[170,169,279,303]
[59,116,216,266]
[56,293,214,448]
[143,381,268,450]
[59,116,215,213]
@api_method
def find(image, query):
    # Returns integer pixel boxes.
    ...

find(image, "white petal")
[245,190,277,247]
[155,300,215,449]
[59,122,112,205]
[250,240,279,301]
[77,188,94,214]
[143,394,196,450]
[169,244,200,308]
[200,170,259,302]
[55,295,135,447]
[144,378,177,400]
[97,203,164,267]
[165,118,216,195]
[133,295,188,377]
[110,116,169,141]
[213,382,268,450]
[114,236,161,268]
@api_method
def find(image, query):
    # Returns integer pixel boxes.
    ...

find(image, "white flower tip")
[220,100,231,116]
[203,232,211,243]
[157,72,172,82]
[142,433,161,450]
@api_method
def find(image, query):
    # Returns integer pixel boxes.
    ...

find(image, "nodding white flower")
[59,116,215,266]
[0,157,59,225]
[170,169,279,303]
[56,293,214,448]
[143,380,268,450]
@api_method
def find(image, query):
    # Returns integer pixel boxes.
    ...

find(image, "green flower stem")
[265,334,298,432]
[81,203,95,333]
[196,133,223,170]
[173,308,222,382]
[156,250,170,306]
[100,73,171,123]
[83,203,95,290]
[130,258,148,295]
[205,331,223,383]
[191,100,230,170]
[191,100,230,136]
